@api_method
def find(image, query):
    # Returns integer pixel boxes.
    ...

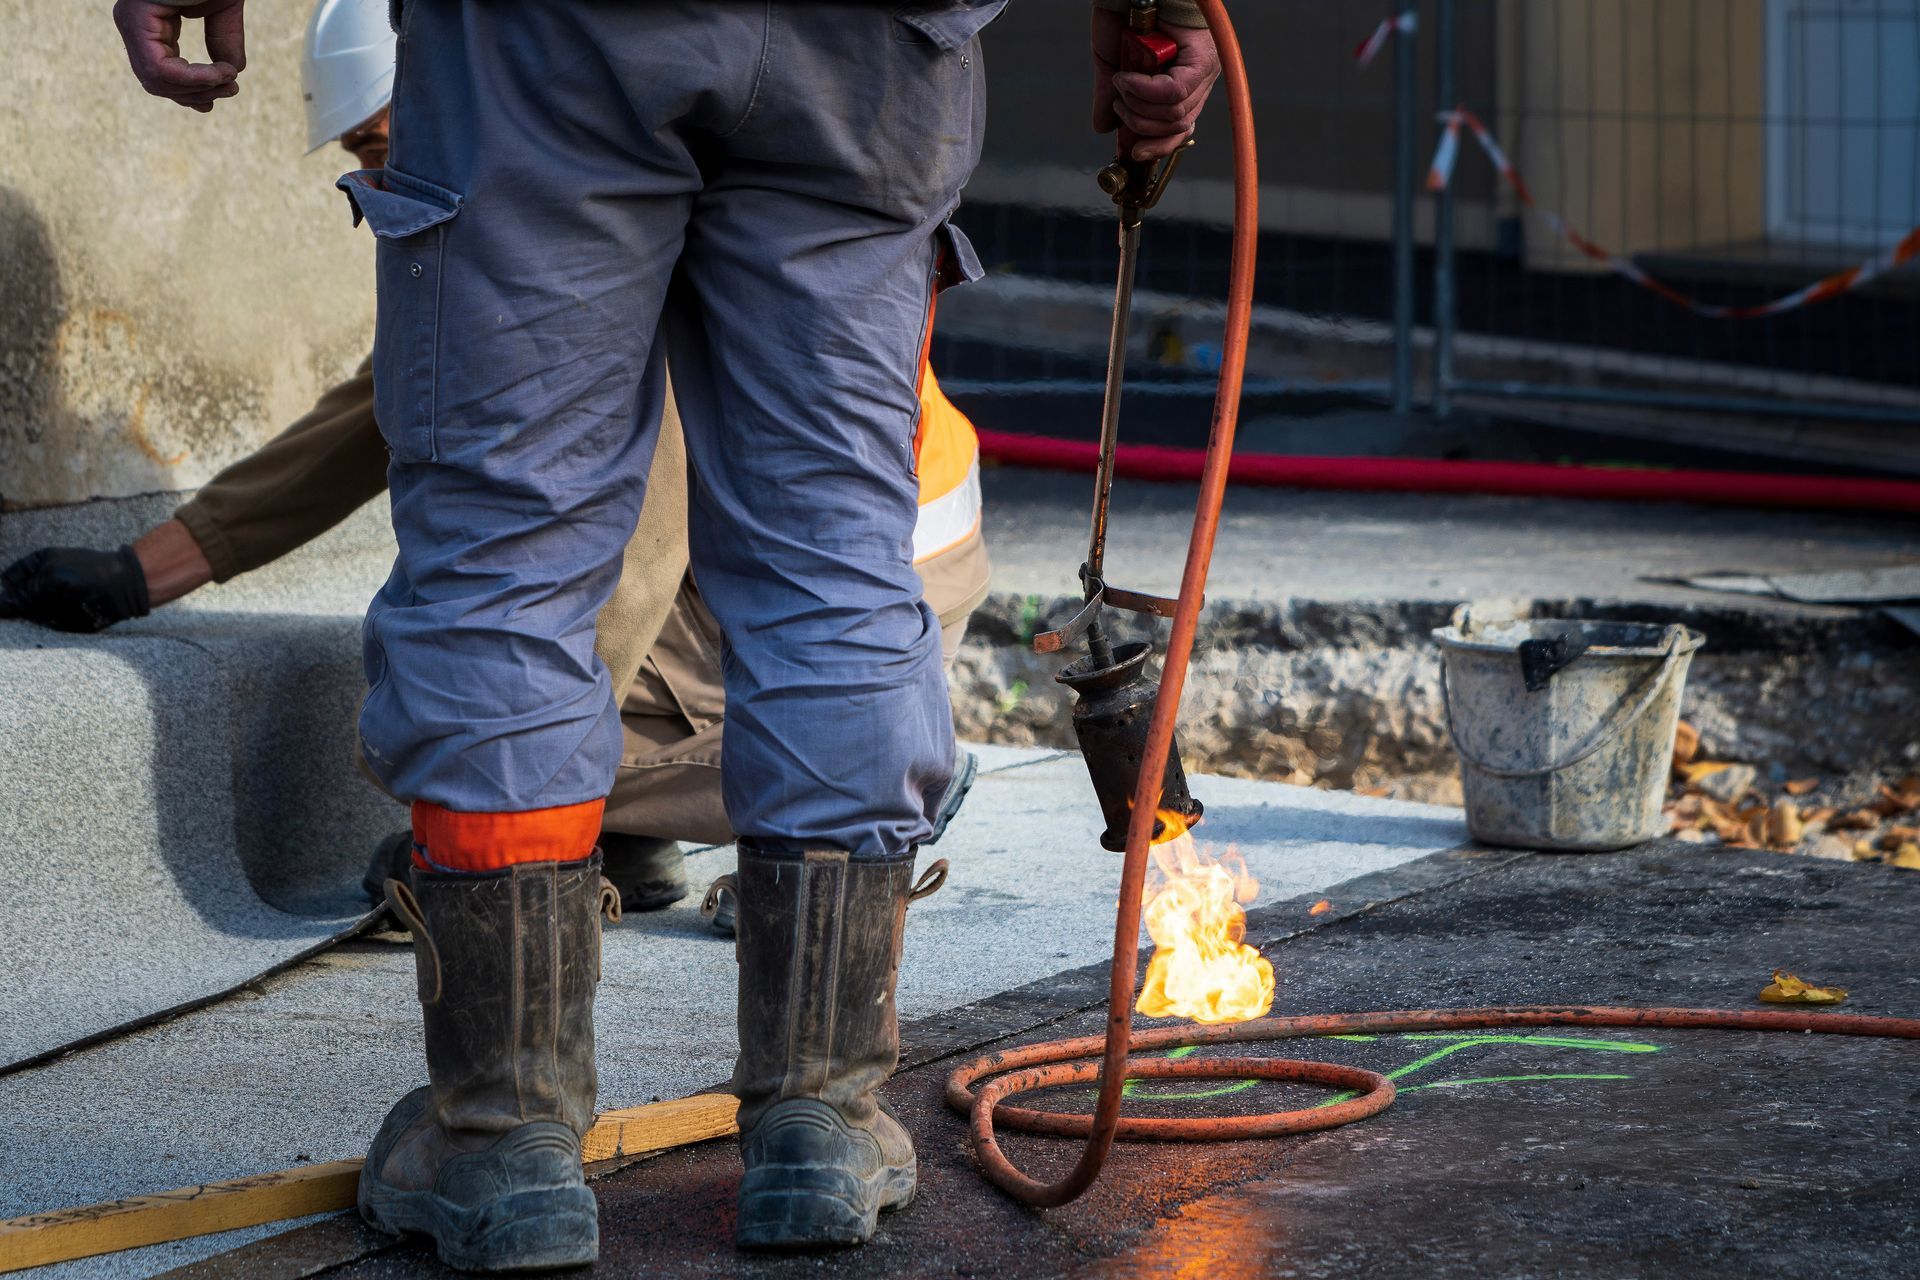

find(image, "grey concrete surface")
[0,748,1465,1278]
[978,467,1920,618]
[0,634,368,1069]
[0,500,407,914]
[0,500,401,1066]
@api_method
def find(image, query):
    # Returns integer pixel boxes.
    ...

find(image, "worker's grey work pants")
[342,0,1001,860]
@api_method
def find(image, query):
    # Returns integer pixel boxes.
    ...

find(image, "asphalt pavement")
[188,843,1920,1280]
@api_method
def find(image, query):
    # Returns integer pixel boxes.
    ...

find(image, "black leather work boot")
[599,832,687,912]
[359,856,616,1273]
[731,843,945,1250]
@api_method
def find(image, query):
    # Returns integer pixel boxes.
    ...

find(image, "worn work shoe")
[925,745,978,846]
[599,832,687,912]
[737,1096,917,1249]
[359,857,615,1272]
[361,829,415,911]
[731,844,945,1249]
[700,873,738,937]
[358,1086,599,1274]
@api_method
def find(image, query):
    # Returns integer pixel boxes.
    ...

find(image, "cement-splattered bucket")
[1433,607,1706,851]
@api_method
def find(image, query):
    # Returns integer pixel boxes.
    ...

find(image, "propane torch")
[1035,0,1204,852]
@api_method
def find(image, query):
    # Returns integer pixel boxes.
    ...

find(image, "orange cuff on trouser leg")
[411,799,605,873]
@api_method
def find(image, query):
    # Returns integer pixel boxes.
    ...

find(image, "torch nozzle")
[1056,641,1203,852]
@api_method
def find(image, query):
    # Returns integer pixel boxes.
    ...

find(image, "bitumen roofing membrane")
[178,841,1919,1280]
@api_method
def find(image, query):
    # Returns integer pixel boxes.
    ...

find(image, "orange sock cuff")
[411,799,605,873]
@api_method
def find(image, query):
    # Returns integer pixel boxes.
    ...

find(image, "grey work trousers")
[342,0,1002,859]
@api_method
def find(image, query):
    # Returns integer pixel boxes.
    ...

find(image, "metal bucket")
[1432,607,1706,851]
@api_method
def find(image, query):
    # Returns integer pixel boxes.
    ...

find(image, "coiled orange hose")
[947,0,1920,1208]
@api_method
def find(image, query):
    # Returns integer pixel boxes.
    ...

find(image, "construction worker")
[109,0,1218,1269]
[8,0,990,917]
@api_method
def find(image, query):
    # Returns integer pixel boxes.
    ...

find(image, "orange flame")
[1134,809,1276,1024]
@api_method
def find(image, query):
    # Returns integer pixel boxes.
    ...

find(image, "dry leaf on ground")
[1832,809,1882,831]
[1783,778,1820,797]
[1679,760,1728,784]
[1852,840,1881,862]
[1764,801,1804,850]
[1308,899,1332,915]
[1877,826,1918,852]
[1873,783,1920,816]
[1892,845,1920,871]
[1758,971,1848,1005]
[1666,793,1705,832]
[1672,721,1701,767]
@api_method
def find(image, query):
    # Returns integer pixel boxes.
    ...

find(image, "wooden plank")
[0,1162,363,1276]
[0,1093,740,1274]
[582,1093,739,1164]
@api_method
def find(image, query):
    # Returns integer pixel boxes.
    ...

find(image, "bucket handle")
[1441,625,1688,780]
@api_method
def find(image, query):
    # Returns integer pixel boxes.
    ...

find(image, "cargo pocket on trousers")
[934,220,985,296]
[893,0,1011,47]
[337,167,463,463]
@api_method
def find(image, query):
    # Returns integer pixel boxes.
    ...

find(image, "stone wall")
[1,0,373,508]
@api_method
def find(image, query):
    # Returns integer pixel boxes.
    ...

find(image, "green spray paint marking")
[1121,1045,1260,1101]
[1313,1033,1660,1107]
[1399,1073,1633,1092]
[1114,1034,1660,1107]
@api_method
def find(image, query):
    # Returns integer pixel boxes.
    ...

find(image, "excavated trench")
[950,591,1920,805]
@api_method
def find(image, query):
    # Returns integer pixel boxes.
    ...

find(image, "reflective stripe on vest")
[913,454,982,563]
[912,365,982,563]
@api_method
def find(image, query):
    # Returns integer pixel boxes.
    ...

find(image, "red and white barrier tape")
[1354,10,1417,66]
[1427,106,1920,320]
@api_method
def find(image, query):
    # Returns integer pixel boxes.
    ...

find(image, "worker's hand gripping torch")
[1037,0,1203,852]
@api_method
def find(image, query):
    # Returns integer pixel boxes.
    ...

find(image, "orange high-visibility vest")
[912,367,982,564]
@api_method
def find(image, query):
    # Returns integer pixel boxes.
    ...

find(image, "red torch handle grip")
[1115,27,1179,163]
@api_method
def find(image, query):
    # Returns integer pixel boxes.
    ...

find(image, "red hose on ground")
[950,0,1262,1209]
[952,0,1920,1211]
[975,429,1920,515]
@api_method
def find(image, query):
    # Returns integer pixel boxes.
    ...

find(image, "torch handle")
[1099,2,1180,207]
[1115,16,1180,163]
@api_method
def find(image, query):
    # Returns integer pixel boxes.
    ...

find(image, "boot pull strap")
[597,876,623,924]
[701,874,735,916]
[383,877,441,1003]
[909,858,949,904]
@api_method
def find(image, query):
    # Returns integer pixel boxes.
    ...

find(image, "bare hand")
[1091,10,1220,162]
[112,0,247,113]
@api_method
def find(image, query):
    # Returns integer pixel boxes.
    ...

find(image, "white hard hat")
[299,0,396,153]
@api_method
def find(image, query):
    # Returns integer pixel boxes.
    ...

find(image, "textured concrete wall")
[1,0,373,508]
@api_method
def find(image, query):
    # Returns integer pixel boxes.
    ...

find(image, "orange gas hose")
[948,0,1920,1208]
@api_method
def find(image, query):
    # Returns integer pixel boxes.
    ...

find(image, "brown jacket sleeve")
[172,355,391,582]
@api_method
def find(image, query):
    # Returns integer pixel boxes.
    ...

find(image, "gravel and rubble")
[951,588,1920,811]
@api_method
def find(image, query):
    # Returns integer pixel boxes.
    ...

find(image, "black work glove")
[0,546,152,633]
